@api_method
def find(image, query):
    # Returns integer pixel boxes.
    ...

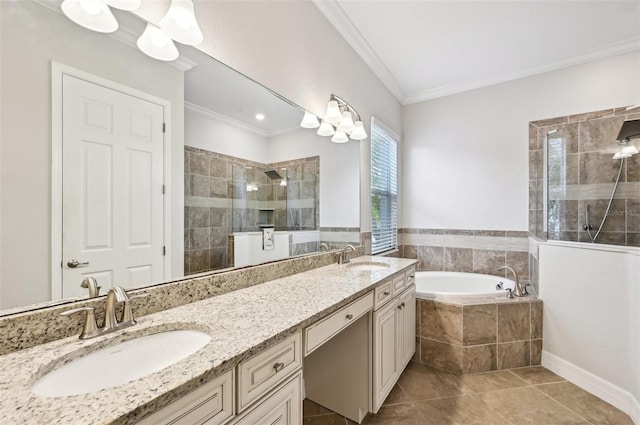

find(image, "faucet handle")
[505,288,514,299]
[121,293,150,324]
[60,307,99,339]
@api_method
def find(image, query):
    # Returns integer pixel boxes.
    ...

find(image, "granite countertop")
[0,256,416,425]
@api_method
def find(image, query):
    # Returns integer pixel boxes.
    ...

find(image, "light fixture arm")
[330,94,362,123]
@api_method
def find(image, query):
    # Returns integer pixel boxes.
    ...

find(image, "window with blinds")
[370,119,398,254]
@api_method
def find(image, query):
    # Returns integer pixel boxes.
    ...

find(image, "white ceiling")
[314,0,640,105]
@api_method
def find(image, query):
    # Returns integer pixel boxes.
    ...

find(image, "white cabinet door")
[398,286,416,369]
[372,298,398,412]
[233,372,302,425]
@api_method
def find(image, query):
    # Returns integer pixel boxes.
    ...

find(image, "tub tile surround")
[528,106,640,248]
[0,255,416,424]
[399,228,530,282]
[416,298,543,374]
[0,247,365,355]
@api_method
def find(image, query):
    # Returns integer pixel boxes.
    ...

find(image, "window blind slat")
[370,121,398,254]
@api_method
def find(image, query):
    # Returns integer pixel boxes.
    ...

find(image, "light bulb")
[331,131,349,144]
[61,0,118,33]
[317,121,335,137]
[350,121,367,140]
[137,23,179,61]
[337,111,355,133]
[159,0,203,46]
[324,100,342,126]
[300,111,320,129]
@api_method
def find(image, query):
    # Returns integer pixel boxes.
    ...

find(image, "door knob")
[67,259,89,268]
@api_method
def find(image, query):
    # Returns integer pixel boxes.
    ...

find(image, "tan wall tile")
[463,304,497,346]
[420,300,463,344]
[463,344,497,374]
[497,341,531,369]
[531,301,543,339]
[420,338,463,373]
[498,303,530,342]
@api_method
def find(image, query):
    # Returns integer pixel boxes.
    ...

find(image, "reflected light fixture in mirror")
[331,130,349,144]
[137,23,179,61]
[317,121,335,136]
[160,0,204,46]
[300,111,320,128]
[61,0,118,33]
[301,95,367,143]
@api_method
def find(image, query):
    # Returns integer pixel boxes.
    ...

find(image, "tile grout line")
[531,384,595,425]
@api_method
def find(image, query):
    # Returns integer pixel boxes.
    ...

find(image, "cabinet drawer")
[304,292,374,355]
[405,267,416,286]
[232,372,302,425]
[392,273,405,294]
[137,370,233,425]
[374,279,393,310]
[237,332,301,413]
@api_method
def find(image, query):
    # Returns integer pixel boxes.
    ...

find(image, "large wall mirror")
[0,0,361,315]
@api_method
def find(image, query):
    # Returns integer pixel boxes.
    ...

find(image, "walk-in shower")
[544,114,640,247]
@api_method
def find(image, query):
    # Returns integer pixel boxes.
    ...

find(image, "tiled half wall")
[415,298,543,374]
[398,229,531,284]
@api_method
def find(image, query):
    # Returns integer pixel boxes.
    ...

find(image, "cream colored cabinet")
[372,277,416,413]
[136,370,234,425]
[232,372,302,425]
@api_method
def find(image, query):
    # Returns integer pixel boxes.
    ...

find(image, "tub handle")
[505,288,514,299]
[496,282,504,290]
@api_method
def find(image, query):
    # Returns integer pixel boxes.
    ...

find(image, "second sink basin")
[32,329,211,397]
[347,261,390,271]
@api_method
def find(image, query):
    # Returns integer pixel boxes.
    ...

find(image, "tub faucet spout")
[497,266,523,297]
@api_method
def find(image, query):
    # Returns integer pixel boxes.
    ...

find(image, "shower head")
[264,170,283,180]
[616,119,640,143]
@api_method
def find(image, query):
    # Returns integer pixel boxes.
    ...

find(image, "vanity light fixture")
[61,0,118,33]
[160,0,204,46]
[331,130,349,144]
[310,95,367,143]
[317,121,335,137]
[136,23,180,61]
[255,113,265,120]
[300,111,320,129]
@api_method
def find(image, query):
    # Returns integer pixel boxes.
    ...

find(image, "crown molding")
[404,37,640,105]
[185,102,268,137]
[312,0,406,103]
[33,0,197,72]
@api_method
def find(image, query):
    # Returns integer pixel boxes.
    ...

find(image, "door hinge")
[162,184,166,194]
[162,123,166,133]
[162,246,166,256]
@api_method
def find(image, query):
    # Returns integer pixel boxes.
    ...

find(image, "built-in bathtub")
[413,271,542,374]
[415,271,515,299]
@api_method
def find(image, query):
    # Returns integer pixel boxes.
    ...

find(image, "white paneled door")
[61,75,165,298]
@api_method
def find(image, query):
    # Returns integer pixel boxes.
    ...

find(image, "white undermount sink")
[32,329,211,397]
[347,262,390,271]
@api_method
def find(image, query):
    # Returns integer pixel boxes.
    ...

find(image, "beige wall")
[0,1,185,309]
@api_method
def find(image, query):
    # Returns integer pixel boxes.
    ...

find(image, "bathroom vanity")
[0,256,416,424]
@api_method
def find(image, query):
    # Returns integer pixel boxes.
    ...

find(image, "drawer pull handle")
[401,302,406,308]
[346,314,354,320]
[383,291,390,296]
[397,305,402,310]
[273,362,285,372]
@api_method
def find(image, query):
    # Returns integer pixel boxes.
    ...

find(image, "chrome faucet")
[338,244,356,264]
[80,276,101,298]
[497,266,524,297]
[61,286,148,340]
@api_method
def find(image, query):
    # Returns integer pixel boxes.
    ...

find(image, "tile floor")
[303,362,633,425]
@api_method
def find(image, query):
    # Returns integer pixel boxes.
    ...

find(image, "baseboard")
[542,351,640,424]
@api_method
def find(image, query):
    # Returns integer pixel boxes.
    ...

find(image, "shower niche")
[529,107,640,247]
